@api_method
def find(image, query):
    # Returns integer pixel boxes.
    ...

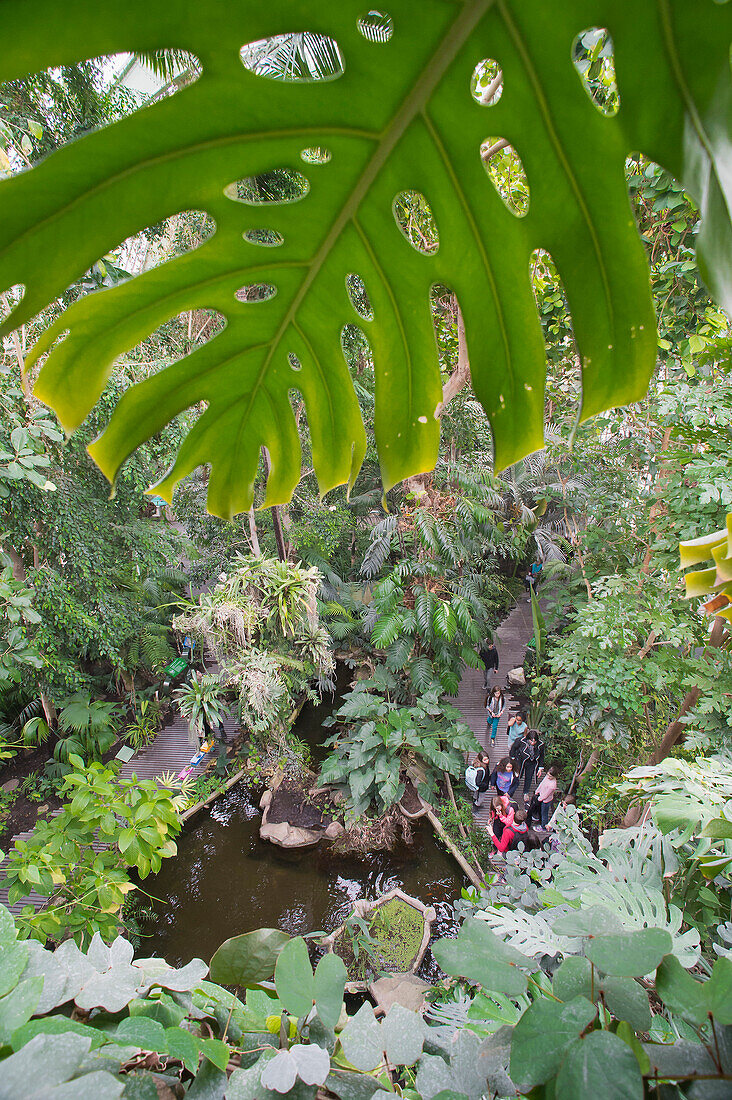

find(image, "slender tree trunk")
[260,447,287,562]
[4,543,26,582]
[406,302,471,498]
[247,508,260,555]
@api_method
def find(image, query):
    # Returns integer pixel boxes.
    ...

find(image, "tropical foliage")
[320,685,477,818]
[1,757,185,944]
[2,3,732,518]
[174,555,334,739]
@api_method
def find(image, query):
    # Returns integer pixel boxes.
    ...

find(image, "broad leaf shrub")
[0,757,185,945]
[0,889,730,1097]
[319,685,477,818]
[1,2,732,516]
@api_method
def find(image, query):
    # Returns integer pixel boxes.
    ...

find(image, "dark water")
[141,690,464,971]
[141,785,463,972]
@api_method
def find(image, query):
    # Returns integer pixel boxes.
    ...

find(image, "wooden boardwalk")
[450,595,539,829]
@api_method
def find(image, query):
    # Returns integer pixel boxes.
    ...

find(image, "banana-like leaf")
[680,511,732,619]
[1,1,732,517]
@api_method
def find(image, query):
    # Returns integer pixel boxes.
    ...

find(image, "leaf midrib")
[239,0,496,432]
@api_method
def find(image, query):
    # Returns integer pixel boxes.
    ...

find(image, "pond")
[142,785,463,976]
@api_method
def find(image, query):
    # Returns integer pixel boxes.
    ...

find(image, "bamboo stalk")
[425,808,484,890]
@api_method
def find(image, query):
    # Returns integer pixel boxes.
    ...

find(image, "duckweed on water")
[335,897,425,981]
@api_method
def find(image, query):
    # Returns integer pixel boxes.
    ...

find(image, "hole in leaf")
[224,169,309,205]
[106,211,215,280]
[0,53,200,171]
[0,284,25,325]
[529,248,579,412]
[346,274,374,321]
[122,310,226,376]
[240,33,344,82]
[430,284,459,376]
[393,191,439,255]
[243,228,284,247]
[288,352,302,371]
[341,324,373,375]
[357,11,394,43]
[235,284,277,303]
[572,28,620,117]
[471,59,503,105]
[301,147,331,165]
[481,138,530,217]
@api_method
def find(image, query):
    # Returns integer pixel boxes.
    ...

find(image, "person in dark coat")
[479,639,499,688]
[509,729,545,801]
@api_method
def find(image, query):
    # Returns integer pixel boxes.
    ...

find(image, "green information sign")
[163,657,188,679]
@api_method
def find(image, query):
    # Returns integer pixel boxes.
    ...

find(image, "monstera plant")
[0,0,731,518]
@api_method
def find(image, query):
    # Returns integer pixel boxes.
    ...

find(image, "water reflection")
[142,786,462,975]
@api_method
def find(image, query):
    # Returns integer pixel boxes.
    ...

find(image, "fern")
[410,656,435,695]
[370,613,403,649]
[414,589,433,637]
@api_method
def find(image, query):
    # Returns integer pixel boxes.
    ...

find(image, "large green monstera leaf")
[1,0,731,518]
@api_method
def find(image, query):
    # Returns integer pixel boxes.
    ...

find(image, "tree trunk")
[260,447,288,562]
[405,302,471,498]
[4,543,27,582]
[247,508,261,555]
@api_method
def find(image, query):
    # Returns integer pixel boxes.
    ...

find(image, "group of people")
[466,629,573,853]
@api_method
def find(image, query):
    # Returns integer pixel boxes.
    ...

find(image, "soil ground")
[267,779,335,829]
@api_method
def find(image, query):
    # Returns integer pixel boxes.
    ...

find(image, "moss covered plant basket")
[322,888,435,992]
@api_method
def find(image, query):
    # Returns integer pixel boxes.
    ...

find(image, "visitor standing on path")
[509,729,545,801]
[531,765,561,827]
[479,638,499,687]
[489,756,514,798]
[485,686,506,745]
[507,711,528,749]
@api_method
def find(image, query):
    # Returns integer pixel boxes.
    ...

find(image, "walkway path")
[450,594,538,829]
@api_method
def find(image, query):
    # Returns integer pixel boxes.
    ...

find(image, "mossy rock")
[333,895,429,983]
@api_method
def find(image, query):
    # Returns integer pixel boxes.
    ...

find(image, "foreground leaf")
[1,1,731,516]
[209,928,290,988]
[509,995,596,1091]
[555,1031,643,1100]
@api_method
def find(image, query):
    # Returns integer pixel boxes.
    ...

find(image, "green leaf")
[616,1020,651,1077]
[0,906,17,946]
[509,995,597,1091]
[555,1031,643,1100]
[165,1027,202,1074]
[655,955,708,1025]
[0,943,29,997]
[185,1058,228,1099]
[201,1037,231,1071]
[706,958,732,1025]
[313,952,346,1030]
[115,1016,167,1052]
[209,928,290,987]
[553,955,593,1002]
[274,937,314,1018]
[0,977,44,1044]
[381,1004,424,1067]
[6,2,731,517]
[601,976,651,1033]
[586,928,672,976]
[432,918,531,996]
[339,1003,384,1073]
[10,1016,106,1052]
